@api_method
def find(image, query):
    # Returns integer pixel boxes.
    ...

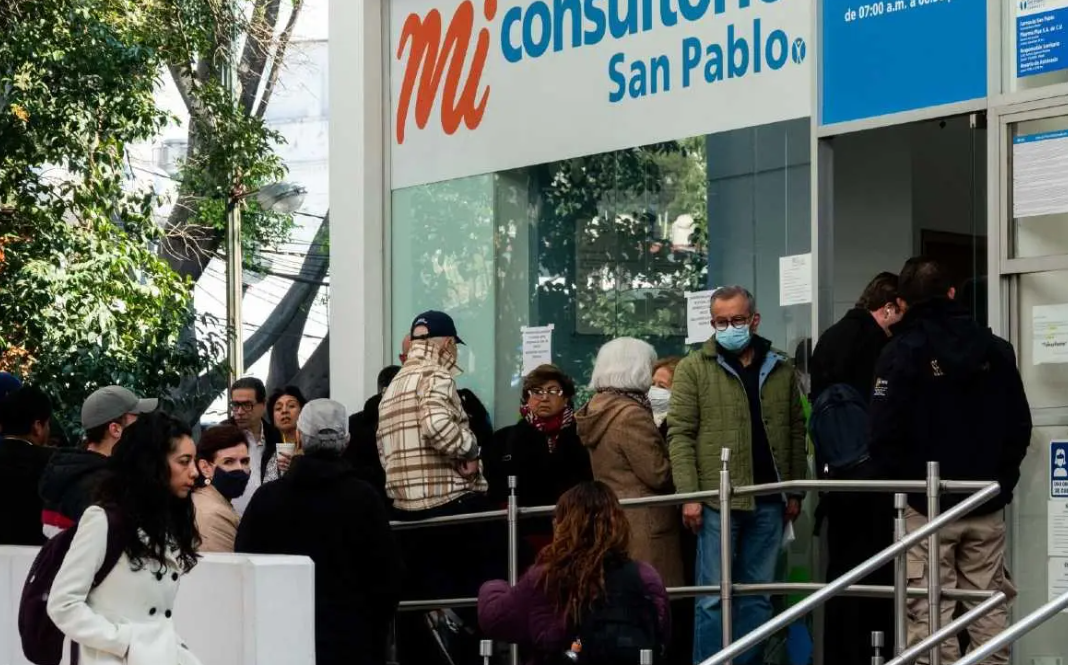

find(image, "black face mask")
[211,468,251,500]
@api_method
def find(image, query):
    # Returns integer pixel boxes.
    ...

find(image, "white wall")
[831,127,913,319]
[328,0,387,412]
[0,549,315,665]
[830,117,985,320]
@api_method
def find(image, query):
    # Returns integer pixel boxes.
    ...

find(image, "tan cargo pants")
[905,507,1013,665]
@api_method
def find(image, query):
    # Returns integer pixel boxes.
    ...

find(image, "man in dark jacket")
[346,365,402,502]
[809,272,901,665]
[870,257,1031,665]
[39,385,157,536]
[0,385,55,546]
[237,399,403,665]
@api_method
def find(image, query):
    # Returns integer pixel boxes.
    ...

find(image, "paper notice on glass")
[1033,304,1068,365]
[1051,501,1068,557]
[1013,130,1068,219]
[685,289,717,345]
[521,325,554,376]
[1049,557,1068,609]
[779,254,813,306]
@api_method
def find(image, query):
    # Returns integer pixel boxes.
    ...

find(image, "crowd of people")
[0,255,1031,665]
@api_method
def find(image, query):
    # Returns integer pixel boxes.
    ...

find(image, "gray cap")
[296,399,349,452]
[81,386,158,429]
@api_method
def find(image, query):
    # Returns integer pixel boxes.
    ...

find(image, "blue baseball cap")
[0,372,22,401]
[410,310,465,345]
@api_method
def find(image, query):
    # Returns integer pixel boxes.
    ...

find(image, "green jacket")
[667,337,808,511]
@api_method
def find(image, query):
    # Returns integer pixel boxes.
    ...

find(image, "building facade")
[330,1,1068,661]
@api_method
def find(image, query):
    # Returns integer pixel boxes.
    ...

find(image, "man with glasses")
[668,285,808,665]
[229,376,282,515]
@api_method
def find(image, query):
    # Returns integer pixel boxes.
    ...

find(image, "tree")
[0,0,227,431]
[0,0,327,432]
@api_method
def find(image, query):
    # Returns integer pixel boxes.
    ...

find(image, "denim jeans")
[693,502,784,665]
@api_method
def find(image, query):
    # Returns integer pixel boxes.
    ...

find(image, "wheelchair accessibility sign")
[1052,441,1068,498]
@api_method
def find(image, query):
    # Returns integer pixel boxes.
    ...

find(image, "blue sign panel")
[822,0,987,125]
[1017,0,1068,78]
[1052,441,1068,498]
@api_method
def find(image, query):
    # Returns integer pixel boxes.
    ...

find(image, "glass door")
[1000,104,1068,664]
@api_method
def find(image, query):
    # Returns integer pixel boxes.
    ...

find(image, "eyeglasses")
[712,316,752,332]
[528,387,564,398]
[230,401,256,413]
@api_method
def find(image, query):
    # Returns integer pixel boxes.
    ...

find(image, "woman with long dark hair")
[478,481,670,664]
[47,411,203,665]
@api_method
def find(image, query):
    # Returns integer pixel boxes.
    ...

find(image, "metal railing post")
[926,462,941,665]
[872,631,885,665]
[508,475,519,665]
[893,493,908,656]
[386,619,399,665]
[719,448,733,665]
[639,649,653,665]
[480,640,494,665]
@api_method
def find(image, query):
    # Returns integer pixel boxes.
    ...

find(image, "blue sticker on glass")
[821,0,988,125]
[1052,441,1068,498]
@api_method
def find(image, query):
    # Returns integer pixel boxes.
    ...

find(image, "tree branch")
[255,0,303,120]
[238,0,282,115]
[287,332,329,400]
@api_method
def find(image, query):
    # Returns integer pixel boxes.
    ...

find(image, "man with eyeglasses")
[668,285,808,665]
[229,376,282,515]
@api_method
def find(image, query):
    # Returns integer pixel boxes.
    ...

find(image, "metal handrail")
[697,480,1002,665]
[954,590,1068,665]
[387,453,1005,665]
[887,592,1008,665]
[397,584,994,613]
[387,479,993,526]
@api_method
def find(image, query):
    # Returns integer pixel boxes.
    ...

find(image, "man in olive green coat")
[667,285,807,665]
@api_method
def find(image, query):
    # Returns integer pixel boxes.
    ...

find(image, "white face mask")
[648,386,671,413]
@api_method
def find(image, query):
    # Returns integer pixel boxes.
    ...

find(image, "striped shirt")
[377,341,488,511]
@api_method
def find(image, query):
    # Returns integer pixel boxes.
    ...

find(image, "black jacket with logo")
[869,299,1032,515]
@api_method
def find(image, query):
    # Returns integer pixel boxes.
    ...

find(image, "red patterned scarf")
[520,404,575,453]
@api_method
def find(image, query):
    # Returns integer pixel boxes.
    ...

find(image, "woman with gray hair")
[236,399,403,665]
[576,338,684,588]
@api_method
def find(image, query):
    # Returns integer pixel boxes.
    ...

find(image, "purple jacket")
[478,561,671,665]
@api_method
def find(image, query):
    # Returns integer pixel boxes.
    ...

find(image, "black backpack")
[572,561,661,665]
[808,383,871,477]
[19,509,124,665]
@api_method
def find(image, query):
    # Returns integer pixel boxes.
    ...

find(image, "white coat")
[46,506,203,665]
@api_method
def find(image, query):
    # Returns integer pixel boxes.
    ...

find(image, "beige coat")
[192,485,240,553]
[576,392,683,587]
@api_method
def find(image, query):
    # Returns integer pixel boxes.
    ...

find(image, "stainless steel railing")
[388,449,1009,665]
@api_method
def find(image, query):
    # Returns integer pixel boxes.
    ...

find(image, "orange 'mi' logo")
[395,0,495,145]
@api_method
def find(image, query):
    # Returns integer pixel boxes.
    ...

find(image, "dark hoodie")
[235,453,403,665]
[869,299,1032,515]
[39,447,109,534]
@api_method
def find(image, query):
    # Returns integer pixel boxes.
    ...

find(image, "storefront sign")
[391,0,811,188]
[1017,0,1068,78]
[821,0,987,125]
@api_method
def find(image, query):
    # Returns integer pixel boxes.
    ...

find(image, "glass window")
[390,119,812,426]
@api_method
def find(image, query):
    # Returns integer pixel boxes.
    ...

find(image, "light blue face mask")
[716,325,753,352]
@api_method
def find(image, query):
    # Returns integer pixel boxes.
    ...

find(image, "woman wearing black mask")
[192,424,251,552]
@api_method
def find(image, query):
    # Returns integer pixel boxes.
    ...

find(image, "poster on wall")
[685,289,717,345]
[520,325,553,375]
[390,0,812,188]
[779,253,812,306]
[1032,304,1068,365]
[821,0,987,125]
[1048,557,1068,608]
[1017,0,1068,78]
[1013,130,1068,219]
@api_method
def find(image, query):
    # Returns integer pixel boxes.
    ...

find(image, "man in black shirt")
[0,385,56,545]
